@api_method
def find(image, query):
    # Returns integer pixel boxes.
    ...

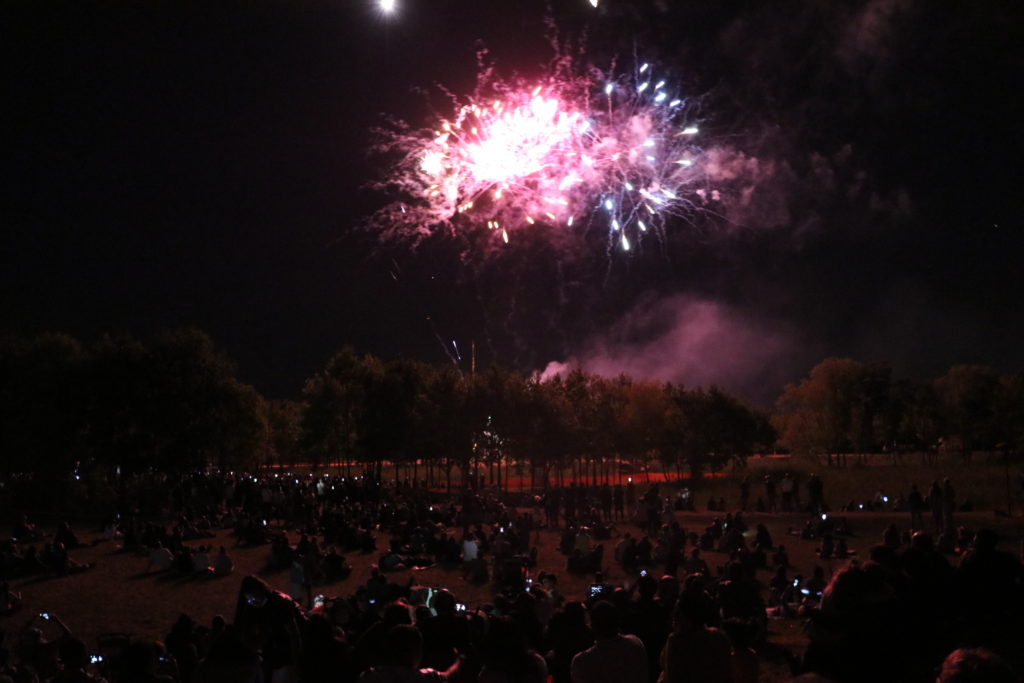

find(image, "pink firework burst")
[370,53,714,254]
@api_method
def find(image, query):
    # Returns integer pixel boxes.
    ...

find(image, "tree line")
[1,331,1021,487]
[774,357,1024,466]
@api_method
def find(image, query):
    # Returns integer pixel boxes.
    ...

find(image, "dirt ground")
[6,510,1023,681]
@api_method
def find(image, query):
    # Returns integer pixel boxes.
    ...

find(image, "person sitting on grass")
[772,543,790,569]
[15,612,73,680]
[102,517,123,543]
[173,546,194,574]
[11,514,40,543]
[268,532,294,570]
[767,566,792,606]
[51,636,107,683]
[192,546,213,576]
[683,548,709,577]
[805,566,827,601]
[54,522,84,550]
[0,582,21,616]
[147,542,174,573]
[46,542,95,576]
[20,545,49,576]
[213,546,234,577]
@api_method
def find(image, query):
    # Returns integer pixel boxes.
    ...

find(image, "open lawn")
[6,505,1023,682]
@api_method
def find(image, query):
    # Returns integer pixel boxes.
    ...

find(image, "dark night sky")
[4,0,1023,403]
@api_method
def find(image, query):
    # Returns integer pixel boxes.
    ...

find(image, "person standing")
[780,474,795,512]
[659,591,732,683]
[807,474,825,514]
[942,479,956,536]
[764,476,777,513]
[908,484,924,530]
[571,602,647,683]
[613,484,625,520]
[929,481,944,534]
[600,484,613,522]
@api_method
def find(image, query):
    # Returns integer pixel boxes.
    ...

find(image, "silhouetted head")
[433,588,456,614]
[383,601,412,626]
[588,601,620,639]
[938,647,1014,683]
[673,589,714,630]
[384,625,423,668]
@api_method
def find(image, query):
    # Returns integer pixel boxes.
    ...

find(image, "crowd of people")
[1,518,95,580]
[0,470,1021,682]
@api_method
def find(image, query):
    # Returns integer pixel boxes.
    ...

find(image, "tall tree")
[301,348,367,471]
[0,333,88,478]
[412,365,472,491]
[266,399,304,468]
[774,357,891,465]
[934,364,1000,462]
[135,329,266,472]
[357,357,428,479]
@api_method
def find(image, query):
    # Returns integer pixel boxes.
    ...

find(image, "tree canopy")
[3,331,1022,483]
[0,330,266,478]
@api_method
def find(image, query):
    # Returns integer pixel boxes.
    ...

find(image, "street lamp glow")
[379,0,396,13]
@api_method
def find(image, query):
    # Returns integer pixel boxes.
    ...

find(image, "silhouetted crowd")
[1,471,1022,682]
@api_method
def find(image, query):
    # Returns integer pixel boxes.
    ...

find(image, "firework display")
[371,54,715,253]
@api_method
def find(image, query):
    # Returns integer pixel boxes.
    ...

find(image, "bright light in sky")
[379,0,396,13]
[589,0,599,7]
[372,53,710,253]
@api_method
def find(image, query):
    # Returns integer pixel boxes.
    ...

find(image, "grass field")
[3,456,1022,681]
[6,502,1023,681]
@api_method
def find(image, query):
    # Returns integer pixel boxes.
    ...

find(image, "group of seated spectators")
[3,535,1021,683]
[112,514,234,579]
[1,469,1022,682]
[145,541,234,578]
[1,517,94,580]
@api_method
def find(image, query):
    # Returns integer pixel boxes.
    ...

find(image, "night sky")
[5,0,1023,403]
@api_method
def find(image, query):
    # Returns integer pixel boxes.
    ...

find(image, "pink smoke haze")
[542,295,801,403]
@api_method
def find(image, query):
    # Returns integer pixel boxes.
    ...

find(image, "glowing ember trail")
[370,53,715,253]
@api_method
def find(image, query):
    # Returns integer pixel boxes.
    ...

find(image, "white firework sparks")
[370,52,716,254]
